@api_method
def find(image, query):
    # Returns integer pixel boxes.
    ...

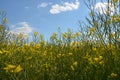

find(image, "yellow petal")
[0,51,3,54]
[7,64,16,69]
[14,65,23,73]
[113,0,118,3]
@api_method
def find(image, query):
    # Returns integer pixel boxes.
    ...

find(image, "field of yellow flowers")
[0,30,120,80]
[1,0,120,79]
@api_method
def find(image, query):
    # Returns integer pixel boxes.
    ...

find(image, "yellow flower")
[62,33,67,38]
[50,32,57,39]
[73,61,78,67]
[68,53,73,56]
[111,73,117,77]
[89,27,96,35]
[3,64,16,72]
[34,32,38,36]
[93,58,99,62]
[111,15,120,22]
[23,44,28,47]
[40,41,46,45]
[113,0,118,3]
[58,54,62,57]
[14,65,23,73]
[99,61,104,65]
[35,44,40,48]
[99,56,103,61]
[90,27,96,33]
[70,41,77,47]
[0,50,3,54]
[88,57,92,62]
[3,64,16,70]
[39,34,44,39]
[74,32,81,37]
[92,47,96,51]
[89,11,94,17]
[7,65,16,68]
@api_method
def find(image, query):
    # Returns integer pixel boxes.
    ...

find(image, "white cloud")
[25,6,29,9]
[49,0,79,14]
[93,2,115,14]
[37,2,52,8]
[10,22,32,35]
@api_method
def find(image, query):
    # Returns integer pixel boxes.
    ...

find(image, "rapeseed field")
[0,0,120,80]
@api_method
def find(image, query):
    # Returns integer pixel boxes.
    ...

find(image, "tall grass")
[0,0,120,80]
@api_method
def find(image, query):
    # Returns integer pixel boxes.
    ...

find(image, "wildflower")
[73,61,78,67]
[99,61,104,65]
[43,51,47,57]
[0,50,3,54]
[113,0,118,3]
[0,49,9,54]
[110,73,117,77]
[3,64,16,72]
[89,27,96,35]
[88,57,92,63]
[39,34,44,39]
[93,58,99,62]
[70,41,77,47]
[57,54,62,57]
[3,64,16,70]
[74,32,81,37]
[111,15,120,22]
[35,44,40,48]
[40,41,46,45]
[68,53,73,56]
[23,44,28,47]
[90,27,96,32]
[99,56,103,61]
[56,39,61,43]
[34,32,38,36]
[92,47,96,51]
[14,65,23,73]
[89,11,94,17]
[62,33,67,38]
[50,32,57,40]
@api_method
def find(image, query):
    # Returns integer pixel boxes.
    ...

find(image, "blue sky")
[0,0,113,40]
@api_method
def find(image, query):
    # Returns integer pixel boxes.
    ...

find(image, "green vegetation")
[0,0,120,80]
